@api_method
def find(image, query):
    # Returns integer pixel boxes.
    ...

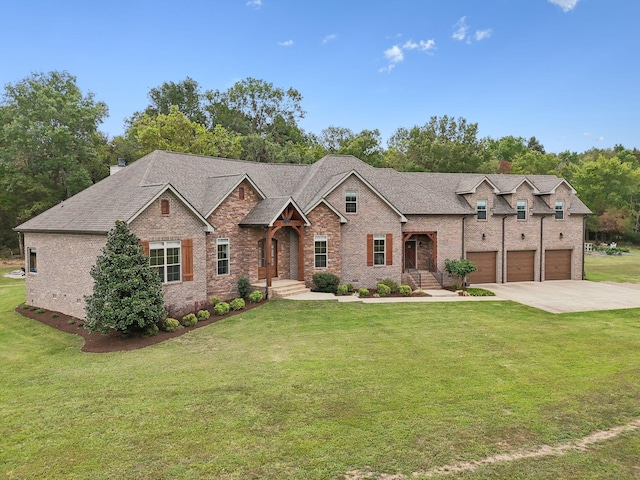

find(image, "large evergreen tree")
[84,221,165,335]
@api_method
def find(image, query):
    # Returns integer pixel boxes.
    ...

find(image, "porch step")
[418,271,442,290]
[268,281,311,299]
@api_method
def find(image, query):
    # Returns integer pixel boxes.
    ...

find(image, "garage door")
[466,251,497,284]
[545,249,572,280]
[507,250,535,282]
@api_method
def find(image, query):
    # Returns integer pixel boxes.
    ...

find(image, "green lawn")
[1,268,639,479]
[585,247,640,283]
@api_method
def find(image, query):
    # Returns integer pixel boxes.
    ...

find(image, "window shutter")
[141,240,150,256]
[366,234,373,266]
[386,233,393,265]
[182,239,194,281]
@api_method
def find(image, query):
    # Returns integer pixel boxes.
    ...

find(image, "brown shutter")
[366,234,373,266]
[386,233,393,265]
[141,241,150,256]
[182,239,193,281]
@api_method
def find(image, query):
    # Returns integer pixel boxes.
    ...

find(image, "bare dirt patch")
[341,418,640,479]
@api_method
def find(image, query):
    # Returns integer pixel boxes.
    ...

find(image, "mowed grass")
[1,268,640,479]
[585,246,640,283]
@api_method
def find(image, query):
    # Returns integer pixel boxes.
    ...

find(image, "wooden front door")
[258,238,278,279]
[404,240,417,269]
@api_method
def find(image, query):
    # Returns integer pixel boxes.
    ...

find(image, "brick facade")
[130,191,209,317]
[23,232,106,319]
[303,202,342,286]
[326,175,403,289]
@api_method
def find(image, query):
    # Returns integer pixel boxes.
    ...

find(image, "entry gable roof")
[203,173,266,219]
[239,197,311,227]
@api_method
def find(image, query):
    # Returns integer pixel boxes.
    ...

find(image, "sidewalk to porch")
[284,290,505,304]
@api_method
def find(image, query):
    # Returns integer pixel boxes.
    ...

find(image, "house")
[16,150,591,319]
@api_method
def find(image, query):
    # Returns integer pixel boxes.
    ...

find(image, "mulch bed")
[15,301,264,354]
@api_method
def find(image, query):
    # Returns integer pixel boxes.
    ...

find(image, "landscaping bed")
[15,300,265,353]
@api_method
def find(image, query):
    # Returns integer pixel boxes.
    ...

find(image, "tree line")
[1,71,639,252]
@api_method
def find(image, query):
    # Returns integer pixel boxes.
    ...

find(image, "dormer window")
[555,200,565,220]
[345,191,357,213]
[517,200,527,220]
[477,200,487,220]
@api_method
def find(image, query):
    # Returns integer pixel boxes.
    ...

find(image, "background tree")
[137,77,206,125]
[0,71,108,249]
[205,77,305,136]
[84,221,165,336]
[127,105,242,158]
[387,116,488,172]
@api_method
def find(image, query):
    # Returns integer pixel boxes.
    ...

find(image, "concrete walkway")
[286,280,640,314]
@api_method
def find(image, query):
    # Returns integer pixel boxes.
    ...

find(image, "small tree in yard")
[84,221,165,335]
[444,258,477,290]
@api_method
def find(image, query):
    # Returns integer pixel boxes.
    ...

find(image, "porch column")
[266,226,274,287]
[294,225,305,282]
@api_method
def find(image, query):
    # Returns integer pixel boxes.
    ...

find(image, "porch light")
[521,233,525,240]
[560,232,564,239]
[482,233,486,240]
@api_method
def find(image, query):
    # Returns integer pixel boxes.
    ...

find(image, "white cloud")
[475,29,492,41]
[597,136,605,142]
[584,132,593,136]
[384,45,404,64]
[403,39,436,52]
[452,17,469,41]
[246,0,262,8]
[548,0,580,12]
[278,39,294,47]
[322,34,337,44]
[380,38,436,72]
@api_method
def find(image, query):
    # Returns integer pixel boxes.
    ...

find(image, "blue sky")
[2,0,639,154]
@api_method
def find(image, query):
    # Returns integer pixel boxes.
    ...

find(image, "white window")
[555,200,564,220]
[28,247,37,273]
[314,235,327,268]
[345,191,357,213]
[217,238,229,275]
[517,200,527,220]
[149,241,181,283]
[373,235,386,266]
[477,200,487,220]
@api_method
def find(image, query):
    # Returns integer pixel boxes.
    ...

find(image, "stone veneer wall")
[326,176,403,289]
[130,190,209,317]
[23,232,106,319]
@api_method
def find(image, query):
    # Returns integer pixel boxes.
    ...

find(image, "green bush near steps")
[399,284,412,296]
[214,302,230,316]
[248,290,263,303]
[230,298,246,311]
[376,283,391,297]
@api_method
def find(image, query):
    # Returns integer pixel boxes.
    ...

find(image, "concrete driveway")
[474,280,640,314]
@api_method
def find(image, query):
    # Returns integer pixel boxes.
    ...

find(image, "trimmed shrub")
[380,278,399,293]
[181,313,198,327]
[210,296,220,306]
[358,288,370,297]
[399,284,412,296]
[230,298,246,311]
[237,277,252,298]
[142,324,159,337]
[336,284,349,296]
[197,309,210,320]
[466,287,496,297]
[162,318,182,332]
[312,272,340,293]
[214,302,230,315]
[376,283,391,297]
[248,290,263,303]
[346,283,354,293]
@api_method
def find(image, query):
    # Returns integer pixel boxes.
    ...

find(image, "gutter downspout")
[539,215,546,282]
[461,216,466,259]
[582,215,587,280]
[502,215,506,283]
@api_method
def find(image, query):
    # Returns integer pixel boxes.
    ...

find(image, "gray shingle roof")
[15,150,591,233]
